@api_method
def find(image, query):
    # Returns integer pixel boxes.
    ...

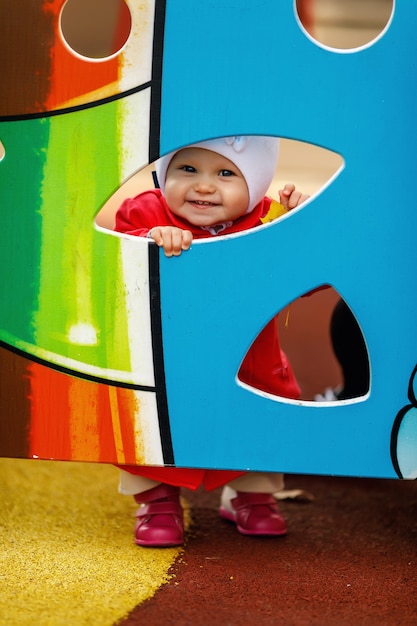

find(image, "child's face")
[164,148,249,227]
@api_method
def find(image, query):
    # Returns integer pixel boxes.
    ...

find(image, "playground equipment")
[1,0,415,479]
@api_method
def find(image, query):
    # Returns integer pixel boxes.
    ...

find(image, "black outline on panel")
[0,340,155,391]
[390,364,417,478]
[0,83,152,123]
[390,404,411,478]
[148,0,166,163]
[148,242,175,465]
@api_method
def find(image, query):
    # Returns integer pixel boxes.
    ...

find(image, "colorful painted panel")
[0,0,170,465]
[1,1,416,479]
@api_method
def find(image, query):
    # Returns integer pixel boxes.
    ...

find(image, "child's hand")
[149,226,193,257]
[279,183,309,212]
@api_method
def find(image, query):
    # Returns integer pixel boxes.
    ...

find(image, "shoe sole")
[135,538,184,547]
[219,506,287,536]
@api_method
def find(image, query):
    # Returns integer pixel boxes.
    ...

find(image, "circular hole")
[60,0,132,60]
[296,0,394,50]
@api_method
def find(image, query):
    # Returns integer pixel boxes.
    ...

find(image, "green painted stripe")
[0,118,47,343]
[35,99,131,373]
[0,99,135,378]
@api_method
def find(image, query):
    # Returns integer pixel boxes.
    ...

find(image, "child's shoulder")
[125,187,164,207]
[116,188,165,215]
[115,188,169,234]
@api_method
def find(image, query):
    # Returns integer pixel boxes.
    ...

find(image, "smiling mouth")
[188,200,217,207]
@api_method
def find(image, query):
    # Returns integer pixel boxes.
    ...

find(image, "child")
[114,136,308,547]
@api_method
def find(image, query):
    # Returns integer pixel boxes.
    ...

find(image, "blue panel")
[156,1,417,478]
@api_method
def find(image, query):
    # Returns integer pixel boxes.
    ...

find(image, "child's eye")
[219,169,235,177]
[180,165,196,173]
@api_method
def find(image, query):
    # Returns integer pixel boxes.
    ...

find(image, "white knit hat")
[155,136,279,213]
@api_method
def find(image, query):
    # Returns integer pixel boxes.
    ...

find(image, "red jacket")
[115,188,276,236]
[115,189,300,489]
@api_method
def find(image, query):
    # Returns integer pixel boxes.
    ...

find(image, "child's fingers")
[168,229,187,256]
[287,190,303,209]
[181,230,193,250]
[149,227,164,246]
[149,227,173,255]
[279,185,309,210]
[150,227,193,257]
[158,230,177,256]
[282,183,296,195]
[278,184,295,208]
[165,229,193,256]
[288,191,309,209]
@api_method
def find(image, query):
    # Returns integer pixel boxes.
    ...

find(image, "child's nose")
[194,176,215,193]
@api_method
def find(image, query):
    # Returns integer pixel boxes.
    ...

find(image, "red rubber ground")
[118,474,417,626]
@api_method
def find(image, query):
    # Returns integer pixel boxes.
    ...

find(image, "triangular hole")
[238,287,370,403]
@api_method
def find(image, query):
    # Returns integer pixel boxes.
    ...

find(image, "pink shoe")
[134,483,184,547]
[220,491,287,536]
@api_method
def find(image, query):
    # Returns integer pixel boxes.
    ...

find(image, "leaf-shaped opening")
[95,138,344,231]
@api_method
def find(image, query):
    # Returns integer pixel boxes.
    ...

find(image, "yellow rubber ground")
[0,458,183,626]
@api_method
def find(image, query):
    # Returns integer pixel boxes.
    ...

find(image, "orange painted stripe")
[108,386,126,464]
[116,387,144,465]
[67,376,101,461]
[29,361,142,465]
[29,363,72,460]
